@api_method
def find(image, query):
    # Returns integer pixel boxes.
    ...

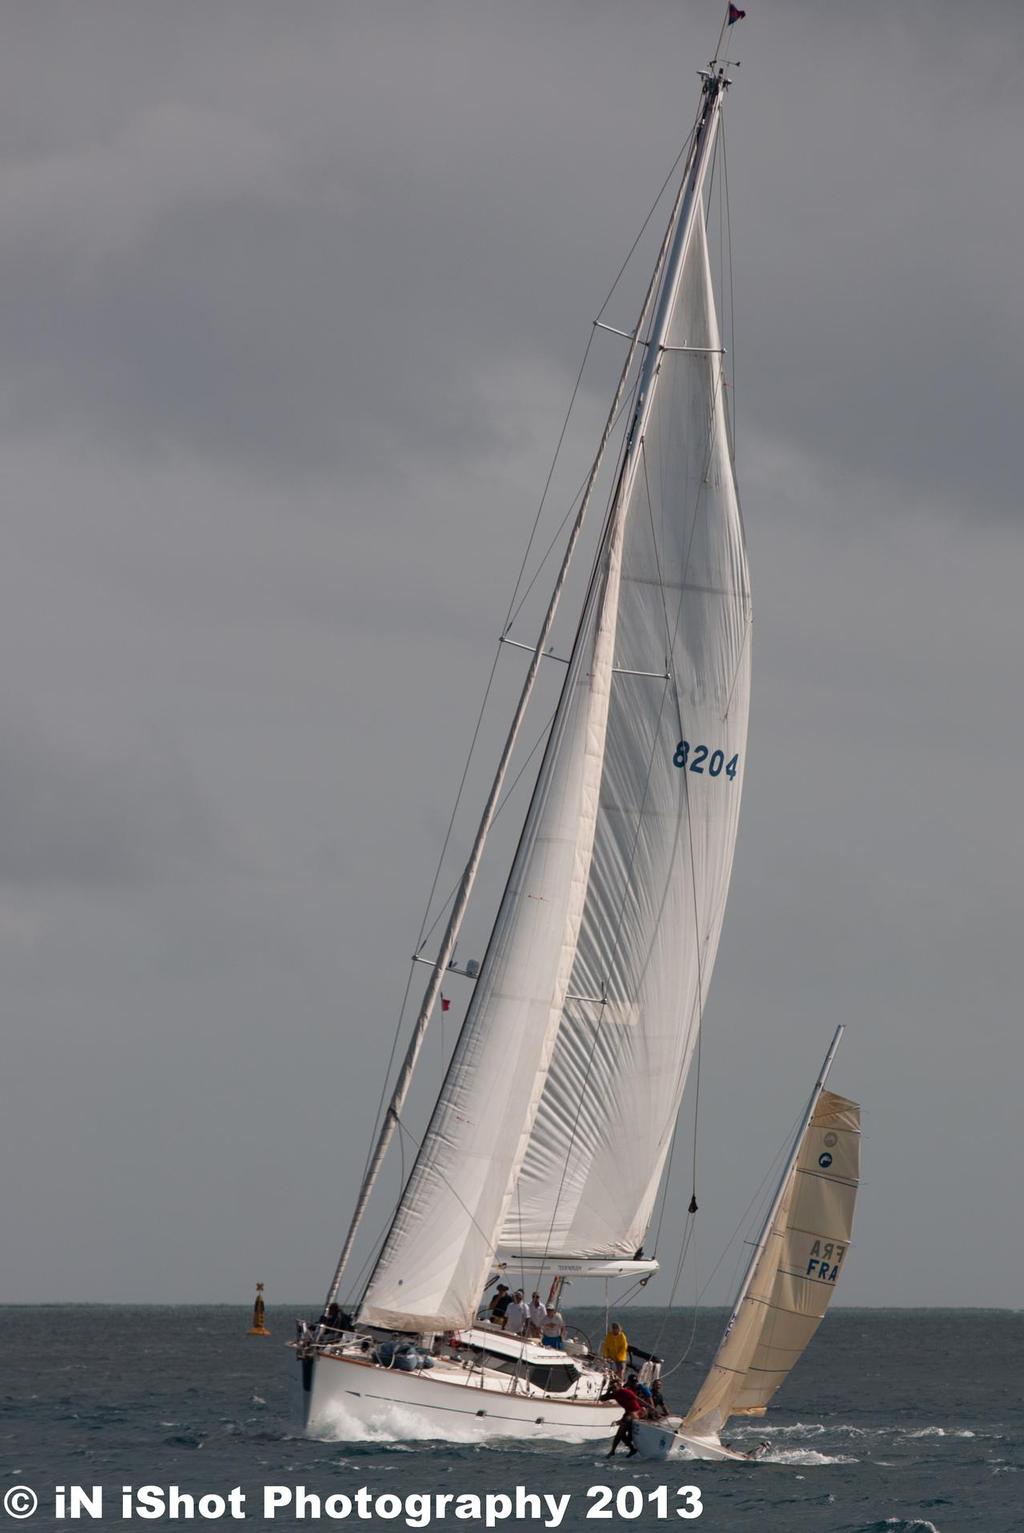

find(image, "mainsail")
[683,1087,861,1439]
[356,70,747,1333]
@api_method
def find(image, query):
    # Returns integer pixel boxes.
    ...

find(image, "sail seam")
[795,1169,858,1187]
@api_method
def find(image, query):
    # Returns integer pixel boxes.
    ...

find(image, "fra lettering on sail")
[805,1240,847,1284]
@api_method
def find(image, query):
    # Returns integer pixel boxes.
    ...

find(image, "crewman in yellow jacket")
[600,1321,629,1379]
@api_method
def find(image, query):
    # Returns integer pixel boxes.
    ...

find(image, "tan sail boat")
[634,1027,861,1461]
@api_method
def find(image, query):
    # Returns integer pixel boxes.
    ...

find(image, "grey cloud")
[0,705,212,890]
[1,1,1023,1307]
[0,2,1019,517]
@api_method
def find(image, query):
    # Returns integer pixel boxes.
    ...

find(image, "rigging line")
[690,1106,805,1309]
[703,111,723,239]
[719,122,726,376]
[675,1235,705,1376]
[506,101,711,651]
[505,485,584,633]
[504,375,640,636]
[640,441,675,666]
[655,1240,703,1379]
[503,328,598,629]
[663,597,711,1208]
[651,1215,698,1357]
[639,242,735,1216]
[649,1098,682,1259]
[398,1117,406,1206]
[504,117,702,639]
[721,612,752,725]
[722,117,738,466]
[515,1180,526,1298]
[670,696,706,1210]
[342,1207,411,1308]
[360,640,505,1177]
[711,4,731,69]
[689,945,703,1203]
[595,130,699,325]
[357,960,419,1190]
[387,1113,499,1277]
[411,702,560,957]
[415,645,504,953]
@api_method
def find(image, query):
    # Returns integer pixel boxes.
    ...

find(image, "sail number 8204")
[672,740,739,780]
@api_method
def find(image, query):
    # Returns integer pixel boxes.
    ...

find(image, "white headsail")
[359,512,628,1331]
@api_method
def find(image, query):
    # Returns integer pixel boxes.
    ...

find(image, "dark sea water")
[3,1307,1021,1533]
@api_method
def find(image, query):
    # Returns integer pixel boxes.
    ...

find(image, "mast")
[717,1026,845,1345]
[326,66,730,1316]
[613,68,728,510]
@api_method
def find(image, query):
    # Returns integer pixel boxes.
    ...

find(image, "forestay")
[683,1090,861,1438]
[500,212,751,1260]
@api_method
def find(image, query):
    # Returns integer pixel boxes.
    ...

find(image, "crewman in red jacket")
[607,1383,646,1457]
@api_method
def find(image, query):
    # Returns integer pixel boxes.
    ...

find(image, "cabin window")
[527,1363,579,1394]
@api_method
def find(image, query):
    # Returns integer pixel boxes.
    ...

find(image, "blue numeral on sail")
[672,741,739,780]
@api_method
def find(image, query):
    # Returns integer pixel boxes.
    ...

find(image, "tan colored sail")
[683,1089,860,1438]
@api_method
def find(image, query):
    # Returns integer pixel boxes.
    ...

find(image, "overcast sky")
[3,1,1023,1309]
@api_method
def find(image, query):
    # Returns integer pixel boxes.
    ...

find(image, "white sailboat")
[633,1028,861,1462]
[292,16,754,1443]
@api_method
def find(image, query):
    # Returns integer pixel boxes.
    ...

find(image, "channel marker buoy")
[248,1281,271,1336]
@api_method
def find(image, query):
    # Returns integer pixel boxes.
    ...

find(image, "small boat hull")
[632,1417,751,1462]
[293,1349,620,1443]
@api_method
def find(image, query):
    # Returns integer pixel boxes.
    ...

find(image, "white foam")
[310,1400,486,1445]
[748,1421,826,1438]
[310,1399,595,1447]
[902,1424,991,1441]
[763,1448,858,1466]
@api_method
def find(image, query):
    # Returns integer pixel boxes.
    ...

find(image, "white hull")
[632,1417,750,1462]
[292,1349,620,1443]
